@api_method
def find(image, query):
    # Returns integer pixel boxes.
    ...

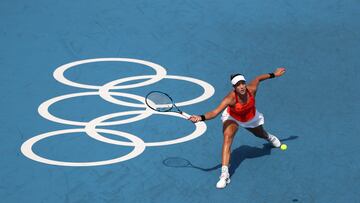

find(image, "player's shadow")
[162,135,298,175]
[228,143,271,176]
[229,135,298,176]
[162,145,270,173]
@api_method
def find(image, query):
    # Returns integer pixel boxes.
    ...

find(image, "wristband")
[200,115,206,121]
[268,73,275,78]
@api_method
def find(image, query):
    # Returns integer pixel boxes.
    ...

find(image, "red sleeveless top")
[227,90,256,122]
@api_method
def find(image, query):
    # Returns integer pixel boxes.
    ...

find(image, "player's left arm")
[188,92,233,123]
[247,67,286,96]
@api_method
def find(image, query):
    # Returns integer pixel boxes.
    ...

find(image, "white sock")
[221,165,229,174]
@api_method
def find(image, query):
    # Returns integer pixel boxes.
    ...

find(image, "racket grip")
[181,112,191,119]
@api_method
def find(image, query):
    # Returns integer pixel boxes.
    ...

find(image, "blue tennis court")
[1,0,359,202]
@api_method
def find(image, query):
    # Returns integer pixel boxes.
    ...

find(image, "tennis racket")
[145,91,190,119]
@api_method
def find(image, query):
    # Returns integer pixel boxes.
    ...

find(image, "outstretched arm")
[189,93,232,123]
[247,67,286,95]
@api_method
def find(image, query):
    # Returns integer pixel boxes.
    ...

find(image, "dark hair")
[230,73,243,81]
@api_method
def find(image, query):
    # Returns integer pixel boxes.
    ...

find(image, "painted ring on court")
[98,75,215,108]
[38,91,153,126]
[20,128,146,167]
[53,58,167,90]
[85,110,207,147]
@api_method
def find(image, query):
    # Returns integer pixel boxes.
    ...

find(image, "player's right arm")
[189,92,233,123]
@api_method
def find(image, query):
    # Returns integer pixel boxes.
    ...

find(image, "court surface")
[1,0,359,202]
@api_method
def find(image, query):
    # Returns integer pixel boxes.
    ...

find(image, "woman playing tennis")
[189,67,286,189]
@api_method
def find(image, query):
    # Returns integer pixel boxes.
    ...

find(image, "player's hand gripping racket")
[145,91,190,119]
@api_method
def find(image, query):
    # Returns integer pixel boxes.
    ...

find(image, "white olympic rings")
[21,128,146,167]
[98,75,215,108]
[84,110,207,147]
[38,91,153,126]
[53,58,167,90]
[21,58,215,167]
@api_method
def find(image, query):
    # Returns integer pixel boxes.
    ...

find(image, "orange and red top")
[227,90,256,122]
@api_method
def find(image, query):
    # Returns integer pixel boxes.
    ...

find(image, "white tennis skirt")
[221,108,264,128]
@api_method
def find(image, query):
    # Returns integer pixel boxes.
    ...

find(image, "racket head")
[145,91,175,112]
[163,157,191,168]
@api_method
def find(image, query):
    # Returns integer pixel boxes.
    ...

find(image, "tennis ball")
[280,144,287,151]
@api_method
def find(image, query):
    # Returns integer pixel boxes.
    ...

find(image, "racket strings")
[146,92,173,112]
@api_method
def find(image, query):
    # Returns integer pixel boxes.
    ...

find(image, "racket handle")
[181,111,191,119]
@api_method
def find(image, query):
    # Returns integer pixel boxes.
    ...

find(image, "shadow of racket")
[162,157,221,172]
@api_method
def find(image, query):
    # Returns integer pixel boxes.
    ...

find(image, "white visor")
[231,75,246,85]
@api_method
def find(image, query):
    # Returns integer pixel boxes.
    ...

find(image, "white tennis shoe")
[267,134,281,148]
[216,172,230,189]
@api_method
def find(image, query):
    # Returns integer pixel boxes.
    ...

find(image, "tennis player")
[189,67,286,189]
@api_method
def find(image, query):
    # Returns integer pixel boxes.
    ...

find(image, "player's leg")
[217,120,238,189]
[245,125,281,147]
[245,124,267,139]
[222,120,238,165]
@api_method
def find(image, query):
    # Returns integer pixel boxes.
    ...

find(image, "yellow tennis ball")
[280,144,287,151]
